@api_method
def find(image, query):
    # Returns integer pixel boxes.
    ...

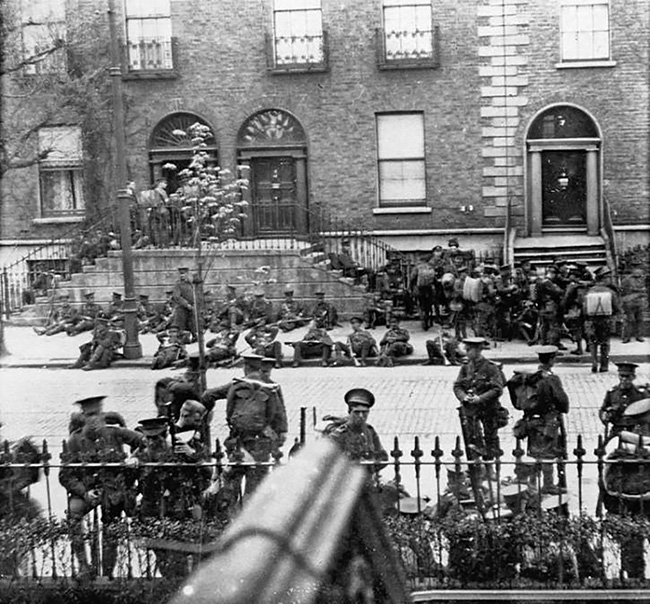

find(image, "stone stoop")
[513,234,608,270]
[10,247,369,324]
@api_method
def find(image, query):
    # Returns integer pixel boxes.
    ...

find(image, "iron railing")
[375,26,440,70]
[265,31,329,73]
[2,427,650,594]
[125,37,175,73]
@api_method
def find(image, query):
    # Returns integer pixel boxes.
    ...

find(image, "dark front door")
[250,157,301,236]
[541,151,586,226]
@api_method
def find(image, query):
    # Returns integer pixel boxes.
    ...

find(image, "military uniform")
[453,338,505,460]
[59,397,143,577]
[67,293,102,336]
[583,267,620,372]
[36,295,76,336]
[246,291,274,327]
[562,272,589,354]
[151,328,188,369]
[245,323,282,367]
[600,362,649,437]
[311,292,339,330]
[205,324,239,365]
[106,292,125,329]
[620,268,647,343]
[410,259,437,330]
[278,290,307,332]
[378,320,413,367]
[70,317,122,370]
[534,269,564,347]
[333,317,378,366]
[172,267,197,338]
[291,324,334,367]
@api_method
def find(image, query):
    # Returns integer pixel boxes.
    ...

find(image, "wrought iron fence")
[2,429,650,593]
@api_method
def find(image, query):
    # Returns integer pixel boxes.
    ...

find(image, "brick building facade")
[1,0,648,268]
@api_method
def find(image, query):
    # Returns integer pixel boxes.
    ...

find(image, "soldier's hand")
[124,457,139,467]
[174,442,193,455]
[85,489,101,504]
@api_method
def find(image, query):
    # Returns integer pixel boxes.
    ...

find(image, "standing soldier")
[535,265,565,348]
[324,388,388,481]
[583,266,620,373]
[172,267,197,341]
[66,291,102,337]
[620,264,647,343]
[599,362,650,439]
[453,337,505,473]
[277,288,307,332]
[377,315,413,367]
[59,396,143,578]
[332,316,379,367]
[510,345,570,494]
[410,254,437,331]
[562,265,589,355]
[224,354,287,497]
[494,264,520,341]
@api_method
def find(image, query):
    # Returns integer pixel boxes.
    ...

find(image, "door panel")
[541,151,586,226]
[251,157,299,235]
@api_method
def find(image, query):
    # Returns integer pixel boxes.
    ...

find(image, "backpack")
[583,290,613,317]
[462,276,482,302]
[228,378,271,433]
[416,264,437,287]
[506,371,543,412]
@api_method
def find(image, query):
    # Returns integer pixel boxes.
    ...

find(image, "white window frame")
[38,127,85,218]
[273,0,324,66]
[376,113,427,208]
[21,0,66,75]
[124,0,173,71]
[382,0,433,62]
[560,0,610,62]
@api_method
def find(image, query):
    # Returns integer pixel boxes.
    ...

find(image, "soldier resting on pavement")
[289,318,334,367]
[245,319,283,368]
[423,331,465,365]
[205,320,240,366]
[599,362,650,439]
[377,315,413,367]
[151,325,188,370]
[332,316,378,366]
[68,315,123,371]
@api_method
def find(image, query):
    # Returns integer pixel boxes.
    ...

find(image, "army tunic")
[328,421,388,471]
[599,383,650,436]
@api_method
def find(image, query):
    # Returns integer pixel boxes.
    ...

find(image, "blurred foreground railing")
[3,434,650,599]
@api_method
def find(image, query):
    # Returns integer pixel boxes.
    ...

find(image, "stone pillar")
[530,149,542,236]
[586,147,599,236]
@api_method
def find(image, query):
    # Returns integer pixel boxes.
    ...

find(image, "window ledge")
[555,60,617,69]
[123,70,179,81]
[378,59,439,71]
[373,207,431,215]
[33,216,85,225]
[267,64,329,75]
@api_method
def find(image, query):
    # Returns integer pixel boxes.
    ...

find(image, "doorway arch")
[525,105,602,236]
[237,109,308,237]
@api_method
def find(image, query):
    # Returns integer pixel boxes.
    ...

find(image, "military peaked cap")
[616,362,639,375]
[74,396,106,414]
[138,417,168,436]
[344,388,375,408]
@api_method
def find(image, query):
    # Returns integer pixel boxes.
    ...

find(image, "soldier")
[34,293,77,336]
[59,396,143,578]
[151,325,188,370]
[620,264,647,343]
[290,318,334,367]
[105,291,124,327]
[324,388,388,479]
[453,337,505,469]
[219,284,248,328]
[172,267,197,341]
[448,267,468,340]
[205,320,239,366]
[474,264,498,339]
[562,265,589,355]
[599,362,650,438]
[377,315,413,367]
[224,353,287,497]
[510,345,570,494]
[410,254,437,331]
[245,319,282,367]
[423,331,465,366]
[68,316,122,371]
[494,264,520,341]
[332,316,378,367]
[584,266,620,373]
[136,294,158,334]
[328,239,371,286]
[535,265,565,348]
[66,291,102,337]
[277,288,308,332]
[246,288,274,327]
[311,290,340,330]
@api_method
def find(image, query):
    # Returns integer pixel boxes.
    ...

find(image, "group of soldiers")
[409,238,647,374]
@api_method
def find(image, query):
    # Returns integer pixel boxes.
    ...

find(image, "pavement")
[1,320,648,368]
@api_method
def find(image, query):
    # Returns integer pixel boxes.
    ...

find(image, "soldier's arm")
[599,391,613,424]
[453,366,469,402]
[475,364,504,404]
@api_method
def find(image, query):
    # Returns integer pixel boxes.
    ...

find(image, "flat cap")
[623,398,650,417]
[616,362,639,374]
[344,387,375,408]
[73,395,106,414]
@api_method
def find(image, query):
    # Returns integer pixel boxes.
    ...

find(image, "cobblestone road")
[2,362,648,517]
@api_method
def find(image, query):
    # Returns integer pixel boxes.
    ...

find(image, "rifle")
[164,402,178,449]
[557,413,567,490]
[438,331,451,366]
[456,401,487,519]
[347,336,360,367]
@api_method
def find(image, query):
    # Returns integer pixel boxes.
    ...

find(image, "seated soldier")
[599,362,650,438]
[151,326,189,370]
[289,318,334,367]
[205,320,240,366]
[66,291,102,336]
[245,320,283,368]
[423,331,466,366]
[362,292,388,329]
[378,315,413,367]
[311,290,340,330]
[68,316,123,371]
[136,294,158,334]
[278,288,308,332]
[34,293,77,336]
[328,239,371,287]
[332,316,378,367]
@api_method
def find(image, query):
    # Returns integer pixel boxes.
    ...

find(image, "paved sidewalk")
[1,321,648,368]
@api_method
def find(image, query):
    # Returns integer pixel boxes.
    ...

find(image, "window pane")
[377,114,424,159]
[39,127,82,163]
[379,160,426,202]
[561,2,609,60]
[125,0,170,18]
[40,170,83,214]
[592,31,609,58]
[275,0,320,10]
[593,4,609,29]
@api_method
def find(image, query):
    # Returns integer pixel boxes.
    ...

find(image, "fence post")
[1,267,10,319]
